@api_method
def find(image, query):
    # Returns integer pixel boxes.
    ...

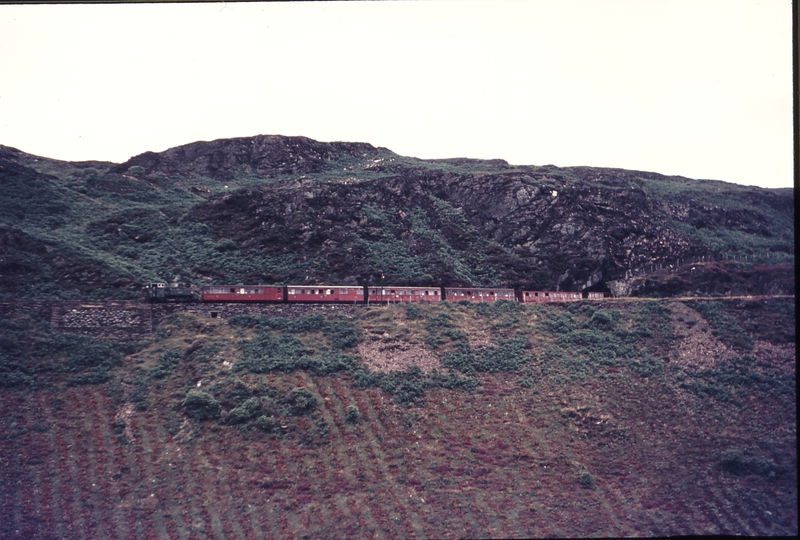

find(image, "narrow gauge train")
[147,283,605,303]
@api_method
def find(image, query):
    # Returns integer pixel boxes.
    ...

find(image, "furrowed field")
[1,298,796,538]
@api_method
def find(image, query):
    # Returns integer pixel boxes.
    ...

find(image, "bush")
[227,397,261,424]
[578,471,594,489]
[287,387,317,415]
[588,310,614,331]
[403,304,425,320]
[254,415,279,432]
[150,349,181,379]
[67,367,112,386]
[326,316,362,349]
[345,405,361,423]
[126,165,146,176]
[182,390,222,420]
[718,449,783,478]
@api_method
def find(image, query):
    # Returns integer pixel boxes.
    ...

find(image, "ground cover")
[0,298,795,538]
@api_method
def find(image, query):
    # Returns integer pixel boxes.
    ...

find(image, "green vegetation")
[345,404,361,423]
[230,314,361,376]
[717,449,784,479]
[639,176,794,264]
[685,301,754,353]
[676,353,795,404]
[354,204,432,283]
[227,396,262,424]
[0,311,139,389]
[578,471,594,489]
[182,390,222,420]
[528,302,671,382]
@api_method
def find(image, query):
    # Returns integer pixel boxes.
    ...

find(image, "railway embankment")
[1,300,363,339]
[1,295,792,340]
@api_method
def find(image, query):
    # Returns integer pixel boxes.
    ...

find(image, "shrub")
[718,449,783,478]
[150,349,182,379]
[287,387,317,415]
[578,471,594,489]
[403,304,425,320]
[126,165,146,176]
[67,367,112,386]
[227,397,261,424]
[326,316,362,349]
[254,415,278,432]
[182,390,222,420]
[345,405,361,423]
[588,310,614,331]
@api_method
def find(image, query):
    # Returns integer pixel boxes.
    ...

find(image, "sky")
[0,0,793,188]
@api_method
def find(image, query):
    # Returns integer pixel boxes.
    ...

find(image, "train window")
[325,289,332,295]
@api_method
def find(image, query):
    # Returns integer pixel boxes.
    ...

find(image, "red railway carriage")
[367,286,441,303]
[286,285,364,303]
[443,287,515,303]
[517,290,582,303]
[586,291,606,300]
[202,285,284,302]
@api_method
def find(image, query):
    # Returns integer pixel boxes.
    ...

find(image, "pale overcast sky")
[0,1,793,188]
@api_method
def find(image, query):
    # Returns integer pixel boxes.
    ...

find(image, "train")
[146,282,606,304]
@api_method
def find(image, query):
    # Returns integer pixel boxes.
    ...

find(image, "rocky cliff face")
[190,165,716,290]
[0,136,794,298]
[111,135,382,181]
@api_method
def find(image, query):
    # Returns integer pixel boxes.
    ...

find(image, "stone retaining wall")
[51,301,153,340]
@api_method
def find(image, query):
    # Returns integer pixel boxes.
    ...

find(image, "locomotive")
[146,282,605,304]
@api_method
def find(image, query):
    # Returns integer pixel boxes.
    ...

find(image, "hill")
[0,297,795,537]
[0,135,794,299]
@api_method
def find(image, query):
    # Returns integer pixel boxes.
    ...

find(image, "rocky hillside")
[0,135,793,299]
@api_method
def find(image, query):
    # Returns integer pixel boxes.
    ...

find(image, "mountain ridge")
[0,135,793,299]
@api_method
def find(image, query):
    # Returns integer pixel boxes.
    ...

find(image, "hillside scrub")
[0,296,795,537]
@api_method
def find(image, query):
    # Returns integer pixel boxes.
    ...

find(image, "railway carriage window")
[326,289,332,295]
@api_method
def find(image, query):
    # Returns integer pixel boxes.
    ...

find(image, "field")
[0,298,796,538]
